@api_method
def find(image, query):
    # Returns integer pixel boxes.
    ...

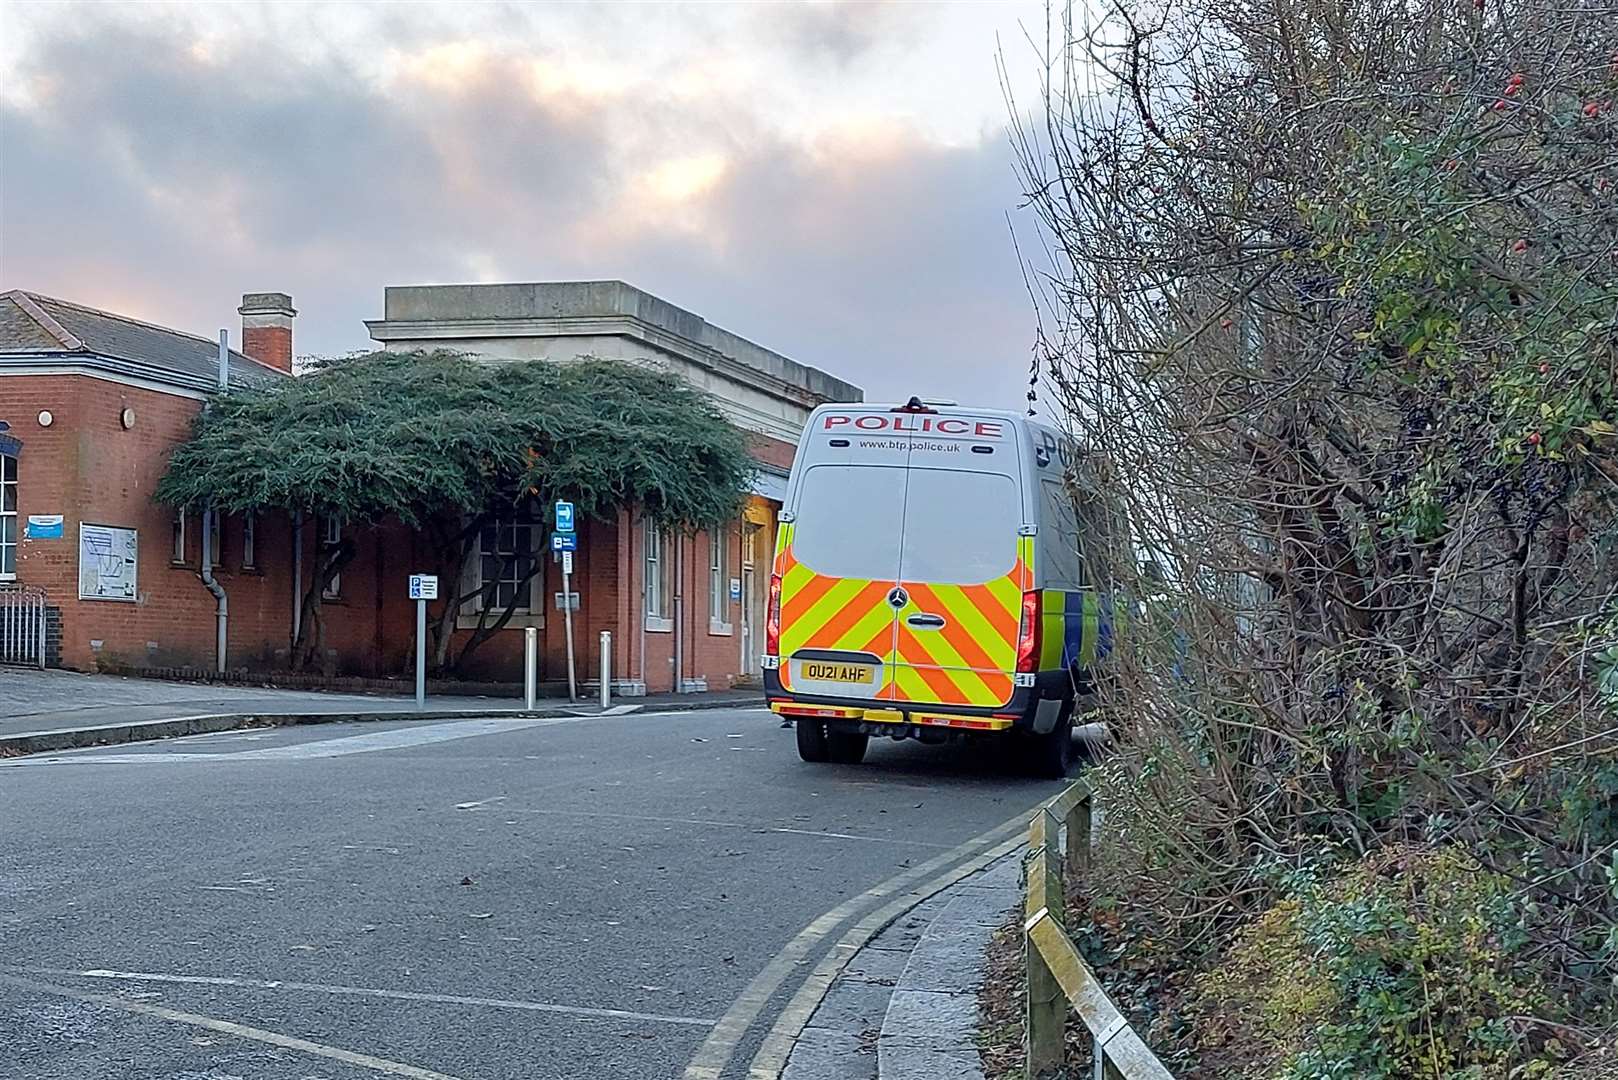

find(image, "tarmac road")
[0,706,1061,1080]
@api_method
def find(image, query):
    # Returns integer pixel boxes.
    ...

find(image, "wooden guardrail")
[1023,781,1175,1080]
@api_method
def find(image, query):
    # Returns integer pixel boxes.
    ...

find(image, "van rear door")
[777,418,909,701]
[890,419,1027,709]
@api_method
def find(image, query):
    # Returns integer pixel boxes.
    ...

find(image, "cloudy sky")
[1,1,1055,410]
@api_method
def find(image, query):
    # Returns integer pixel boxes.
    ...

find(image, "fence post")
[1025,806,1066,1077]
[1066,791,1091,879]
[1026,917,1066,1078]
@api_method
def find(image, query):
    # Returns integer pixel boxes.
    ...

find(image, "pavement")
[0,703,1062,1079]
[779,854,1022,1080]
[0,667,760,753]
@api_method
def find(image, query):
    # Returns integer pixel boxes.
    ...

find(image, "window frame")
[0,451,16,581]
[644,518,673,632]
[477,517,541,615]
[206,511,222,570]
[457,512,545,629]
[708,524,733,635]
[241,512,257,571]
[170,506,188,566]
[320,517,343,600]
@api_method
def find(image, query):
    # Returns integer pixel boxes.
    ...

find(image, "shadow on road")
[799,726,1101,788]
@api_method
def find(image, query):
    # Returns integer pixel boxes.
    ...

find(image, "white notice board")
[79,523,139,602]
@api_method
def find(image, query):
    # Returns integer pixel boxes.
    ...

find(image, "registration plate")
[801,661,875,684]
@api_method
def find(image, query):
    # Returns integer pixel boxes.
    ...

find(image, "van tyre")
[827,731,868,765]
[1022,714,1074,778]
[796,722,867,765]
[796,720,830,762]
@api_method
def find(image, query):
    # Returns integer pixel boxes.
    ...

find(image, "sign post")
[554,502,577,703]
[408,574,438,709]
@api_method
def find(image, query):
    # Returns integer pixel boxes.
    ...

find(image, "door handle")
[906,613,946,630]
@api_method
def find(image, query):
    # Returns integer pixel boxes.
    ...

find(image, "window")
[1040,479,1084,589]
[477,518,539,612]
[206,511,222,569]
[0,452,15,579]
[792,465,907,580]
[898,469,1021,585]
[644,519,673,630]
[709,525,732,632]
[793,464,1021,586]
[241,512,257,570]
[321,517,342,599]
[171,507,187,565]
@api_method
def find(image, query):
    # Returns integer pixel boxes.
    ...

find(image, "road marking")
[3,966,719,1027]
[681,806,1032,1080]
[745,836,1025,1078]
[0,971,467,1080]
[454,796,508,810]
[637,707,769,718]
[513,806,955,849]
[0,716,589,766]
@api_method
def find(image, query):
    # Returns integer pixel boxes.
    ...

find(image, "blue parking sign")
[551,532,578,552]
[555,501,575,533]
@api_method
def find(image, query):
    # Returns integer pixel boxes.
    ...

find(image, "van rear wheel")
[1021,714,1075,779]
[796,721,867,764]
[796,720,830,762]
[827,731,868,765]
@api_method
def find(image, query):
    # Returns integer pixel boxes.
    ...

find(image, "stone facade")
[365,281,861,687]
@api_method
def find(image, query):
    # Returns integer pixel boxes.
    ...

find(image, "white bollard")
[599,631,611,709]
[524,626,537,711]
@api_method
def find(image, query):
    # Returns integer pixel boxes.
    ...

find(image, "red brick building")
[0,284,861,694]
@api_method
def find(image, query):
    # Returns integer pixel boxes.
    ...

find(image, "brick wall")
[0,374,303,671]
[2,372,793,686]
[748,432,797,471]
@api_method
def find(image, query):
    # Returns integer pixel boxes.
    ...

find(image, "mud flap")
[1031,696,1062,735]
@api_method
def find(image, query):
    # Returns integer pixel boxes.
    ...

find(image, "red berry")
[1538,363,1550,374]
[1528,432,1542,445]
[1512,239,1528,252]
[1219,317,1233,330]
[1493,99,1510,111]
[1585,101,1604,117]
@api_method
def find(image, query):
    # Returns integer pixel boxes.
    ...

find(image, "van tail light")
[766,574,783,656]
[1016,591,1041,673]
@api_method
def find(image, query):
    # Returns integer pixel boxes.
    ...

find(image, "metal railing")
[0,584,48,669]
[1024,781,1175,1080]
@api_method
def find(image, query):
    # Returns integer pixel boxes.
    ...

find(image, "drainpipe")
[197,330,230,674]
[292,511,303,648]
[672,532,684,693]
[635,509,646,696]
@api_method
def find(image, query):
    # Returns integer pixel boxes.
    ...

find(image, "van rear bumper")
[763,668,1069,733]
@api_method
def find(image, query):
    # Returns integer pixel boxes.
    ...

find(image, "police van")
[762,398,1118,777]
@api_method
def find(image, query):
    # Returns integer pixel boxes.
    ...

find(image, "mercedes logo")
[886,586,909,609]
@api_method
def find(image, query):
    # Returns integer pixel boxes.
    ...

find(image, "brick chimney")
[238,292,296,372]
